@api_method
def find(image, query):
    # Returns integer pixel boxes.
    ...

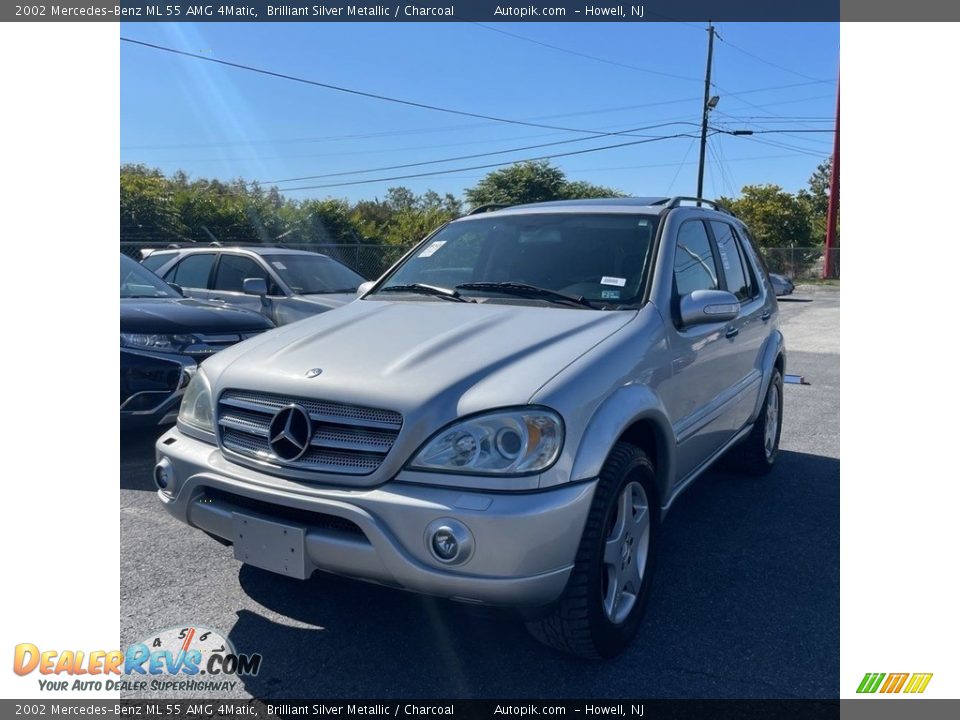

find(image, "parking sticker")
[271,261,287,270]
[601,289,621,300]
[601,276,627,287]
[418,240,447,258]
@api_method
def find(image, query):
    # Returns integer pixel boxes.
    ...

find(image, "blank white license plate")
[232,512,309,580]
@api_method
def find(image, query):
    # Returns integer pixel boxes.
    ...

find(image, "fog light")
[154,458,175,493]
[425,519,475,565]
[432,528,458,560]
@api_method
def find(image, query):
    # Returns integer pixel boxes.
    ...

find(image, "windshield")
[120,254,179,298]
[374,212,658,307]
[263,253,364,294]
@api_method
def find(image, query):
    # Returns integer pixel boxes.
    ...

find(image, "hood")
[120,297,274,334]
[299,292,357,310]
[205,298,635,418]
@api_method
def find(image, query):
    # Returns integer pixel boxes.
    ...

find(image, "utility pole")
[822,79,840,279]
[696,22,716,203]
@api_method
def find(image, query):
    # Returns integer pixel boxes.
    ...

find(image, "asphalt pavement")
[120,284,840,699]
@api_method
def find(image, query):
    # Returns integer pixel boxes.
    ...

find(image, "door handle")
[725,326,739,339]
[761,310,771,321]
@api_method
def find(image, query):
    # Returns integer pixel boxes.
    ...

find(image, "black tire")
[526,442,659,659]
[734,368,783,476]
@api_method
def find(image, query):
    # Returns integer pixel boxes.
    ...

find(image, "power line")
[121,37,681,138]
[120,97,709,151]
[121,84,834,152]
[468,22,702,82]
[261,121,702,184]
[727,134,828,159]
[713,127,834,134]
[121,36,833,149]
[717,34,830,83]
[665,138,698,194]
[275,132,711,192]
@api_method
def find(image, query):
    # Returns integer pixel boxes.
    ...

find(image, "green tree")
[120,164,187,244]
[465,161,622,208]
[719,184,814,249]
[797,157,836,246]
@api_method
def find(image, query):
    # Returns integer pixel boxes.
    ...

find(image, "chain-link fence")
[760,247,840,280]
[120,241,408,280]
[122,240,839,282]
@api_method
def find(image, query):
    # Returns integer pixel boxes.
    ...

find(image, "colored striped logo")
[857,673,933,694]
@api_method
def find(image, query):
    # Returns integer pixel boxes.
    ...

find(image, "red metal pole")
[823,80,840,278]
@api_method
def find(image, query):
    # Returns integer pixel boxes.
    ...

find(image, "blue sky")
[120,22,838,203]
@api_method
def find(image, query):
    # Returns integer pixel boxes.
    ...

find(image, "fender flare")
[570,385,677,506]
[750,329,786,423]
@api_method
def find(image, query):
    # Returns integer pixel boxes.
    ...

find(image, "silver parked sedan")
[142,247,365,326]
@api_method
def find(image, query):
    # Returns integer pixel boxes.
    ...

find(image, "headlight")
[409,408,563,475]
[121,333,211,355]
[178,368,214,433]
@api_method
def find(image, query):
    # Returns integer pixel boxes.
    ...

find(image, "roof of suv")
[144,246,333,258]
[461,196,735,218]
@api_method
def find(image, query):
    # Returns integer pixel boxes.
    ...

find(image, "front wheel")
[525,442,659,659]
[734,368,783,475]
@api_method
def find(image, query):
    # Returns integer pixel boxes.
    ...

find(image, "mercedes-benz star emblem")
[268,404,312,461]
[305,368,323,378]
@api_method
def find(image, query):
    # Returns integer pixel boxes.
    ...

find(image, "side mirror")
[243,277,268,297]
[679,289,740,327]
[356,280,375,297]
[168,282,184,296]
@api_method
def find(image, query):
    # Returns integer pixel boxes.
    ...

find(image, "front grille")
[217,389,402,476]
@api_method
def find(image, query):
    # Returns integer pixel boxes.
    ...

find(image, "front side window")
[374,213,658,308]
[673,220,719,296]
[213,255,272,293]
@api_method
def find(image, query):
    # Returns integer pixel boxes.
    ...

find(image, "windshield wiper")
[456,282,596,309]
[378,283,475,303]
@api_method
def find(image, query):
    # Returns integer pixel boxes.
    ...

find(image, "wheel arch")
[569,385,676,512]
[750,329,786,423]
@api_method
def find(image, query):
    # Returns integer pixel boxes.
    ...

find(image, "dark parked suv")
[120,254,274,427]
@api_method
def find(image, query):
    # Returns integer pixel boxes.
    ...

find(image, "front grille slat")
[220,394,402,431]
[217,390,402,477]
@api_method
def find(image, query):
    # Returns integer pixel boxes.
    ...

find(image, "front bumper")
[155,427,596,607]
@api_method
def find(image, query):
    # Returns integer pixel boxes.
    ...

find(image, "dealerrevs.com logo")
[13,625,262,693]
[857,673,933,694]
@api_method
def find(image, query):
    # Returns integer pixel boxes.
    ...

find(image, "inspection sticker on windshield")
[601,276,627,287]
[271,261,287,270]
[418,240,446,258]
[601,289,621,300]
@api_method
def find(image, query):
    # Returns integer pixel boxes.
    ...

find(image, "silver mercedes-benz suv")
[154,196,784,658]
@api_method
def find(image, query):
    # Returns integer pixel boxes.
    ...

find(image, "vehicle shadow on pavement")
[228,449,839,699]
[120,427,168,491]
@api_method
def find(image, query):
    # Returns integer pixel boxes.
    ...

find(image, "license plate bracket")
[232,512,309,580]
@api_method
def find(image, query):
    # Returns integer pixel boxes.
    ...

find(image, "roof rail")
[653,197,735,215]
[466,203,510,216]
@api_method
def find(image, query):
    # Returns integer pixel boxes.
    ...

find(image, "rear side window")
[711,221,751,301]
[169,253,215,289]
[673,220,719,296]
[213,254,272,293]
